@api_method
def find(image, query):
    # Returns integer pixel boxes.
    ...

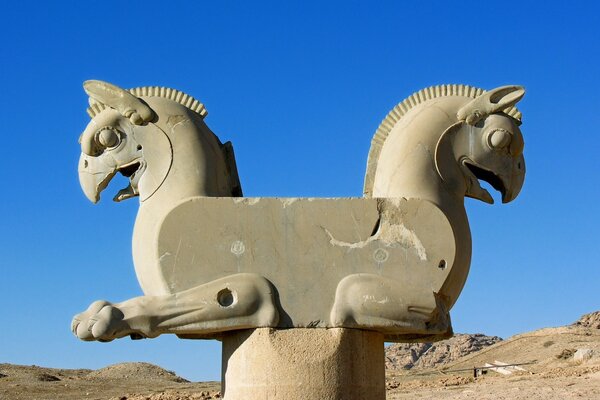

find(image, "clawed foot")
[71,300,154,342]
[71,273,279,342]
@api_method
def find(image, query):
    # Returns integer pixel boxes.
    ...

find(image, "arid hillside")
[386,311,600,400]
[0,363,220,400]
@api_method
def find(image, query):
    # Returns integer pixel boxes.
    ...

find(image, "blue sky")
[0,1,598,381]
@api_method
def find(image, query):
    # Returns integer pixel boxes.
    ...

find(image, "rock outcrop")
[385,333,502,370]
[573,311,600,329]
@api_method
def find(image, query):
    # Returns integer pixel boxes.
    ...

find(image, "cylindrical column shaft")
[221,328,385,400]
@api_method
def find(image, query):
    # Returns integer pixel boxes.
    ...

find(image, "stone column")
[221,328,385,400]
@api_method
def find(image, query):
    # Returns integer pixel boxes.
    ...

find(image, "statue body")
[72,82,525,343]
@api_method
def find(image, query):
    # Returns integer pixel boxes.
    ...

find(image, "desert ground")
[385,317,600,399]
[1,312,599,400]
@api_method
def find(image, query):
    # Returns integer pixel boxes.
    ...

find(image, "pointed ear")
[457,85,525,125]
[83,80,154,125]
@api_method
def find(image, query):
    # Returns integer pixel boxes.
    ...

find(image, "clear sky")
[0,1,598,382]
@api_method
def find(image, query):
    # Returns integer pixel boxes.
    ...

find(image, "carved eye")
[96,128,121,149]
[487,129,512,150]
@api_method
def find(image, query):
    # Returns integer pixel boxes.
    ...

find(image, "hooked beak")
[462,154,525,204]
[78,154,116,203]
[78,153,143,203]
[500,154,525,203]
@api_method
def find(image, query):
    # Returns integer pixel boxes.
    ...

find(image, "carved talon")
[72,300,151,342]
[72,300,113,341]
[88,305,125,342]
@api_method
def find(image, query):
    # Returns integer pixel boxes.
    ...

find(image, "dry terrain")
[386,324,600,399]
[0,362,221,400]
[1,312,599,399]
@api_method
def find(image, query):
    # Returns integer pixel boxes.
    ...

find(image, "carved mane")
[363,84,522,197]
[86,86,208,120]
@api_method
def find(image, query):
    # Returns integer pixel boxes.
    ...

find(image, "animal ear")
[83,80,155,125]
[457,85,525,125]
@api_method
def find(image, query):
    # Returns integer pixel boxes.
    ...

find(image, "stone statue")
[71,81,526,399]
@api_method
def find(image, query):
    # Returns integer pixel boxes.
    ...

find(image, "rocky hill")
[385,333,503,371]
[384,312,600,399]
[573,310,600,329]
[0,362,220,400]
[385,310,600,373]
[87,362,189,382]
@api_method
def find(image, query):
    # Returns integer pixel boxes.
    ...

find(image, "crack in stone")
[323,216,428,261]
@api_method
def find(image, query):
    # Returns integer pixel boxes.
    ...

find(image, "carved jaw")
[114,160,145,201]
[460,158,494,204]
[78,154,146,203]
[460,155,525,204]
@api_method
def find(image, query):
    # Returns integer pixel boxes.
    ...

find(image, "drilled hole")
[217,288,235,307]
[438,260,447,269]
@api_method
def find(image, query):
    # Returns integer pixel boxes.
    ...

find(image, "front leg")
[71,273,279,342]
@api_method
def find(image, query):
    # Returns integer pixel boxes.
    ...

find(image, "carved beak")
[500,154,525,203]
[78,153,117,204]
[462,153,525,204]
[78,153,144,204]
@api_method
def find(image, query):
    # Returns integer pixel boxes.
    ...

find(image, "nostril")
[517,161,521,169]
[84,160,88,168]
[137,145,142,151]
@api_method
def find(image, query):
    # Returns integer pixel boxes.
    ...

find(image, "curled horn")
[457,85,525,125]
[83,80,155,125]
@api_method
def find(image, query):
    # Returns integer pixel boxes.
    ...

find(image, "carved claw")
[72,300,111,341]
[71,300,155,342]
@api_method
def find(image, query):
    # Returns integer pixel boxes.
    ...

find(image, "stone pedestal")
[221,328,385,400]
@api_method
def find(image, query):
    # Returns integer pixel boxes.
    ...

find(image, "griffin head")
[437,85,526,204]
[78,80,171,203]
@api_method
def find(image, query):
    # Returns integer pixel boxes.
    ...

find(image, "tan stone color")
[72,81,526,343]
[221,328,385,399]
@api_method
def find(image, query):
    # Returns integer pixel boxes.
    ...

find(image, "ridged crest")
[364,84,522,197]
[86,86,208,120]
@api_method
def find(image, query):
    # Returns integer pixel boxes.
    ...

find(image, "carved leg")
[329,273,449,336]
[71,273,279,342]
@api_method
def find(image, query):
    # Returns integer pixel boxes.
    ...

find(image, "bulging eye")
[96,128,121,148]
[487,129,512,150]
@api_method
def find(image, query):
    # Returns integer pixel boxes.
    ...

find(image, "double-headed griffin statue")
[72,81,525,343]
